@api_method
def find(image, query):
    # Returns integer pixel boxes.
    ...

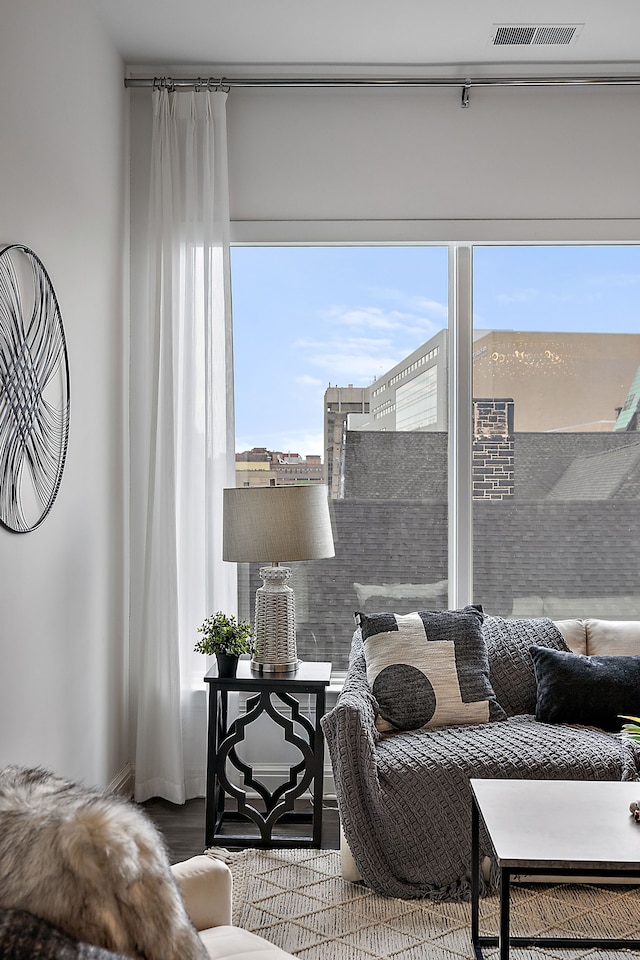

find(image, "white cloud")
[322,301,445,339]
[414,296,449,317]
[295,374,324,387]
[296,335,404,385]
[371,287,449,322]
[324,305,414,331]
[297,296,447,387]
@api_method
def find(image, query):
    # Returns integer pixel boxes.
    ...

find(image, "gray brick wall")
[472,399,515,499]
[472,439,515,499]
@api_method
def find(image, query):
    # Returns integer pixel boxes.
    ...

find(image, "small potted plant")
[194,611,253,678]
[620,715,640,742]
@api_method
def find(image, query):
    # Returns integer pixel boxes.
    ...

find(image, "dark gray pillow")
[358,605,506,732]
[530,645,640,732]
[484,616,570,716]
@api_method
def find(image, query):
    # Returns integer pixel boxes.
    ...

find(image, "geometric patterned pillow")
[358,605,506,732]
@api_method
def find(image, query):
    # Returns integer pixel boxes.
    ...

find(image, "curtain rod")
[124,75,640,88]
[124,74,640,107]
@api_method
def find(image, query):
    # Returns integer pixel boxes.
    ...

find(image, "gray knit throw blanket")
[321,618,640,901]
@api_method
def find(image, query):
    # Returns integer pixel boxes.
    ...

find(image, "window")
[230,246,449,670]
[230,243,640,671]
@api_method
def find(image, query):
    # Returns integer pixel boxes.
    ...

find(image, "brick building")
[235,448,323,487]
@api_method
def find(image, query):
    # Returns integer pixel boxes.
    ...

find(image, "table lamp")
[223,483,335,673]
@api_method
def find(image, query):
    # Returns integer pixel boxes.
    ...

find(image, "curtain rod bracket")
[461,81,471,109]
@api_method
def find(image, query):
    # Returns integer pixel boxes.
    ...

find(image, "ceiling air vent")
[491,24,582,46]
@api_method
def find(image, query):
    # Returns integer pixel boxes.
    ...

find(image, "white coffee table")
[471,778,640,960]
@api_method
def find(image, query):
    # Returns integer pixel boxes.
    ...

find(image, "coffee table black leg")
[499,867,511,960]
[471,798,480,956]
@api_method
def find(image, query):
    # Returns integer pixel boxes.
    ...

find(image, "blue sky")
[230,245,640,455]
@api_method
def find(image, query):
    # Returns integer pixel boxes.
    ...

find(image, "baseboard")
[108,762,134,798]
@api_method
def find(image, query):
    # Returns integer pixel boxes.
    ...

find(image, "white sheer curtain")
[134,88,236,803]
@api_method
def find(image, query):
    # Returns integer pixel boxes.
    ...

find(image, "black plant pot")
[215,652,239,678]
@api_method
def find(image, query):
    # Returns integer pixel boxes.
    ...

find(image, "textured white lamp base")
[251,565,300,673]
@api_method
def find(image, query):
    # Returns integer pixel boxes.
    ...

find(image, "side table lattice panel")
[204,661,332,848]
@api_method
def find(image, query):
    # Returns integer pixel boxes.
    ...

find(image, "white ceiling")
[88,0,640,75]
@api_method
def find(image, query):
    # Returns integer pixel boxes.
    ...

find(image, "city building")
[363,329,640,435]
[235,448,324,487]
[473,331,640,433]
[614,363,640,432]
[366,329,448,432]
[323,385,370,497]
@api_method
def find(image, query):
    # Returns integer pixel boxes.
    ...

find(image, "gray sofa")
[321,615,640,901]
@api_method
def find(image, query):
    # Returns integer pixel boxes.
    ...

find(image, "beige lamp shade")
[223,484,335,564]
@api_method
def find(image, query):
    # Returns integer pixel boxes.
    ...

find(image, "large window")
[230,243,640,671]
[230,246,449,670]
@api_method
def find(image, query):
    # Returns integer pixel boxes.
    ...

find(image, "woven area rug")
[228,847,640,959]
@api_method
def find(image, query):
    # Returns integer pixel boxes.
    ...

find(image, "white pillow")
[553,618,587,655]
[586,619,640,657]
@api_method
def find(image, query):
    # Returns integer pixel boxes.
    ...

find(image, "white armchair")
[0,764,293,960]
[171,855,294,960]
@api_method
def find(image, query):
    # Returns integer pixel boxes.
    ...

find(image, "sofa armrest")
[320,631,383,888]
[320,634,380,783]
[171,855,232,930]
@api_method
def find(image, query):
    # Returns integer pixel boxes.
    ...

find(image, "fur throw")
[0,766,208,960]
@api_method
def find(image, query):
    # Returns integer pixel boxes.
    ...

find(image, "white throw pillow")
[586,619,640,657]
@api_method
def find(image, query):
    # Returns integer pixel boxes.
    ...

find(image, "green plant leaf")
[194,610,253,656]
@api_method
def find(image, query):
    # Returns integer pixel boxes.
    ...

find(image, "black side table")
[204,660,332,848]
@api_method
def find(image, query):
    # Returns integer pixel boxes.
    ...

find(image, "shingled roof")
[547,441,640,500]
[240,430,640,671]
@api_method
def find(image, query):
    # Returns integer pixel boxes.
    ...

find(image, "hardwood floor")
[142,797,341,864]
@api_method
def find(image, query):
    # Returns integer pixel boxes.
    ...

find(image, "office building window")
[396,366,438,430]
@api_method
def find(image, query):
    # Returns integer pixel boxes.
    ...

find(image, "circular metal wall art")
[0,244,70,533]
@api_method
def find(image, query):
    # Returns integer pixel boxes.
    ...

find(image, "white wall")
[0,1,129,788]
[130,78,640,242]
[222,83,640,239]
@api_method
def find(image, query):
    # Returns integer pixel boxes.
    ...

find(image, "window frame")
[229,227,640,647]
